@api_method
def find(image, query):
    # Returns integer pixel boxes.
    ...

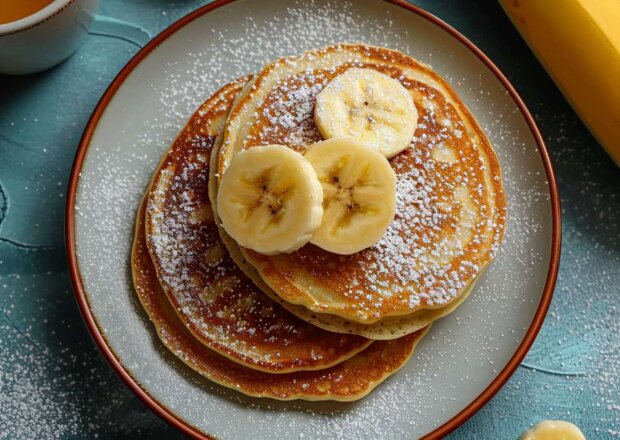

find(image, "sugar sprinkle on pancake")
[223,226,481,339]
[145,78,370,373]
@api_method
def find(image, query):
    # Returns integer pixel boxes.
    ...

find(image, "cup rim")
[0,0,75,36]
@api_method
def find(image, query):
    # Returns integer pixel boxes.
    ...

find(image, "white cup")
[0,0,99,75]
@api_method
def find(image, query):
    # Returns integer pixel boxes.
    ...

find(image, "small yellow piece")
[520,420,586,440]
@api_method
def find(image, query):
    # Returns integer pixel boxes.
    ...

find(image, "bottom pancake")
[132,197,428,401]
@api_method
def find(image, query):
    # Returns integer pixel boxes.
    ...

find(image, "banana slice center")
[235,167,294,231]
[253,175,288,221]
[322,165,376,230]
[326,178,359,228]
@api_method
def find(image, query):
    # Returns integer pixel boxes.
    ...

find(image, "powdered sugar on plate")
[70,0,581,438]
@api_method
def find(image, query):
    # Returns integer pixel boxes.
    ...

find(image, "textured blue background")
[0,0,619,438]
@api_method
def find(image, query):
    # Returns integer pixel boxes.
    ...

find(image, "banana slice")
[304,138,396,255]
[314,67,418,158]
[217,145,323,255]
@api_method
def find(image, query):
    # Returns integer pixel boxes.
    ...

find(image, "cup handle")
[81,12,151,48]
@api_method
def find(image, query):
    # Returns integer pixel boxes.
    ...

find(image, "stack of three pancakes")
[132,45,506,400]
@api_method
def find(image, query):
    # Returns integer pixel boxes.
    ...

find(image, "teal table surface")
[1,0,619,438]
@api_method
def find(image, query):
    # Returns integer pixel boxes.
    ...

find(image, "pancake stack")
[131,44,506,401]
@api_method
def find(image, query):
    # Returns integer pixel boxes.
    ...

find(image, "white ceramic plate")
[67,0,560,438]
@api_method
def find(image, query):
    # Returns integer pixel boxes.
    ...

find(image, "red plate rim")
[65,0,561,438]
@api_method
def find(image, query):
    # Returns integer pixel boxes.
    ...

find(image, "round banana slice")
[217,145,324,255]
[520,420,585,440]
[314,67,418,158]
[304,138,396,255]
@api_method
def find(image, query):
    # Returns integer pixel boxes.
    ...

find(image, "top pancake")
[211,120,483,340]
[145,78,370,373]
[217,44,506,324]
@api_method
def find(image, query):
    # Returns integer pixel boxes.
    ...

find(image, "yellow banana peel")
[500,0,620,166]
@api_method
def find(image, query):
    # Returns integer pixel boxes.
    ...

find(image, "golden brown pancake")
[218,226,480,339]
[217,44,506,324]
[144,78,371,373]
[134,194,428,401]
[211,127,482,340]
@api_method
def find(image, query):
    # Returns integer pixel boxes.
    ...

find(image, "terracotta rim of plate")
[65,0,561,438]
